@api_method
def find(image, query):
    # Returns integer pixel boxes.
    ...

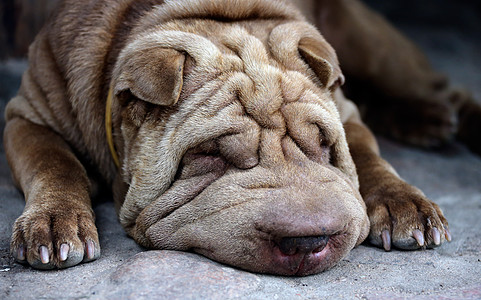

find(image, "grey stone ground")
[1,2,481,299]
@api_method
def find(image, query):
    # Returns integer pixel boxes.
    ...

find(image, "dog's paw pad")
[10,207,100,269]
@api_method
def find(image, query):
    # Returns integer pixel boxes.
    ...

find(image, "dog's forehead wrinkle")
[284,100,341,144]
[222,26,270,63]
[146,20,337,135]
[216,36,338,137]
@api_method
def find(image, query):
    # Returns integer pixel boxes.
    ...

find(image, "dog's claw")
[445,228,452,242]
[85,240,95,260]
[16,245,26,261]
[381,230,391,251]
[412,229,425,247]
[432,227,441,246]
[59,244,70,261]
[39,246,49,264]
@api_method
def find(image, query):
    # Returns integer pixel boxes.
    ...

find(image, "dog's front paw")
[10,204,100,269]
[365,180,451,251]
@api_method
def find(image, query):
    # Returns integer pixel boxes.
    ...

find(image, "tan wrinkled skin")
[4,0,453,274]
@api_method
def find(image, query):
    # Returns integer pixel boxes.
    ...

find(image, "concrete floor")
[1,2,480,299]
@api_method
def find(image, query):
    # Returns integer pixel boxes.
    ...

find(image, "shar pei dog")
[6,0,479,275]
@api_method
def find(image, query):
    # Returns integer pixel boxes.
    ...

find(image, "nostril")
[277,236,330,256]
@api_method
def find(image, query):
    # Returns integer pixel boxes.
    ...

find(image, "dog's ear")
[116,47,185,106]
[298,38,344,90]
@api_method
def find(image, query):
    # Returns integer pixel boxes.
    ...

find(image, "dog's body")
[5,0,471,275]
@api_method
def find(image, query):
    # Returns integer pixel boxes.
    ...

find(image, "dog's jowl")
[5,0,454,275]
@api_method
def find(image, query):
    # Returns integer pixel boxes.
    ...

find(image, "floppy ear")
[298,37,344,90]
[115,47,185,106]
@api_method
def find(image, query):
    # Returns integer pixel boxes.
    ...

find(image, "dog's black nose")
[277,236,330,256]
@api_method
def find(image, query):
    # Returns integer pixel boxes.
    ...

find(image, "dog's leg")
[337,91,451,250]
[314,0,481,151]
[4,116,100,269]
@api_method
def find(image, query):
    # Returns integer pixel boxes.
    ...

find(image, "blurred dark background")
[365,0,481,54]
[366,0,480,32]
[0,0,58,58]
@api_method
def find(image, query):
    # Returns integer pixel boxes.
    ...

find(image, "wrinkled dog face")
[109,20,369,275]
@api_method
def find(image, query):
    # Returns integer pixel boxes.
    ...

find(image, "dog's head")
[108,2,369,276]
